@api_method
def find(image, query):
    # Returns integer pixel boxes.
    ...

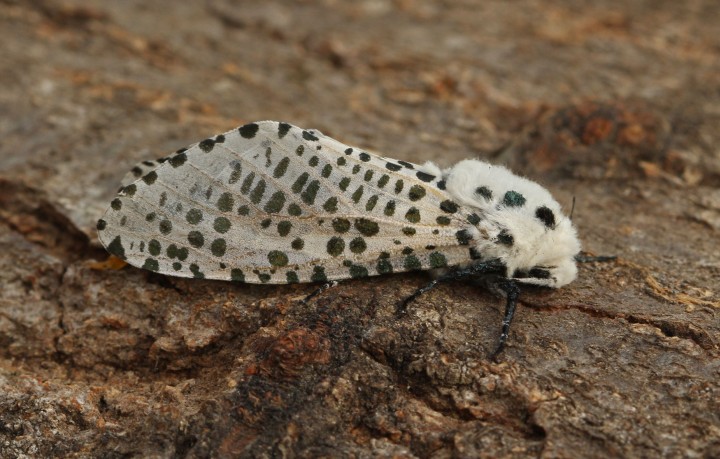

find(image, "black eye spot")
[529,268,551,279]
[514,267,550,279]
[514,267,551,279]
[535,206,556,228]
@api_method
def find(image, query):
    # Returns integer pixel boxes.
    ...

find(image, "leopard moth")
[97,121,581,356]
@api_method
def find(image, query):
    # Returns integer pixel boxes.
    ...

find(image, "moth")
[98,121,581,357]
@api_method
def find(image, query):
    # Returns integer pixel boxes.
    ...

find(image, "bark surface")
[1,1,718,457]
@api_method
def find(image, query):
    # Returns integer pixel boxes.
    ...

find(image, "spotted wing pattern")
[97,121,480,283]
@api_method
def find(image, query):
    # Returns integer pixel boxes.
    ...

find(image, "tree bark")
[1,1,718,457]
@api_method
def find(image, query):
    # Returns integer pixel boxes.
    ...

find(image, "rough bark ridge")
[1,1,719,457]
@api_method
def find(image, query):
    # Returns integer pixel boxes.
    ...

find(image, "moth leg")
[396,278,442,316]
[397,260,506,316]
[489,280,520,361]
[301,280,339,305]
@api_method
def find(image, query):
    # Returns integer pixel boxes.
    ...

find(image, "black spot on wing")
[231,269,245,282]
[302,130,319,141]
[122,184,137,197]
[408,185,426,201]
[210,238,227,257]
[354,218,379,237]
[327,237,345,256]
[199,138,216,152]
[107,236,126,259]
[416,171,435,182]
[278,122,291,138]
[311,266,328,282]
[143,258,159,272]
[439,200,459,213]
[239,123,259,139]
[142,171,158,185]
[404,255,422,271]
[429,252,448,268]
[169,152,187,167]
[467,213,481,225]
[349,264,369,278]
[376,258,393,274]
[268,250,289,267]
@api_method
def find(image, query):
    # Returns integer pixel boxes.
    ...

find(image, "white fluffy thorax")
[422,159,581,288]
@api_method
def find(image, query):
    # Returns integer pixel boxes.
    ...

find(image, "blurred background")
[2,1,718,232]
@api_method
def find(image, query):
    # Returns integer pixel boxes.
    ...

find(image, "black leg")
[301,280,339,305]
[489,280,520,361]
[396,260,506,316]
[396,279,440,315]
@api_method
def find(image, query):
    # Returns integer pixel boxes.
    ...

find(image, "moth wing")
[118,159,164,189]
[98,121,477,283]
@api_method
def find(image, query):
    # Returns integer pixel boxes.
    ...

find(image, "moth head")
[503,214,581,288]
[511,257,578,288]
[441,159,582,289]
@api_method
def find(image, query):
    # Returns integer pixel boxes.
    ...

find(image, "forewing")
[98,121,478,283]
